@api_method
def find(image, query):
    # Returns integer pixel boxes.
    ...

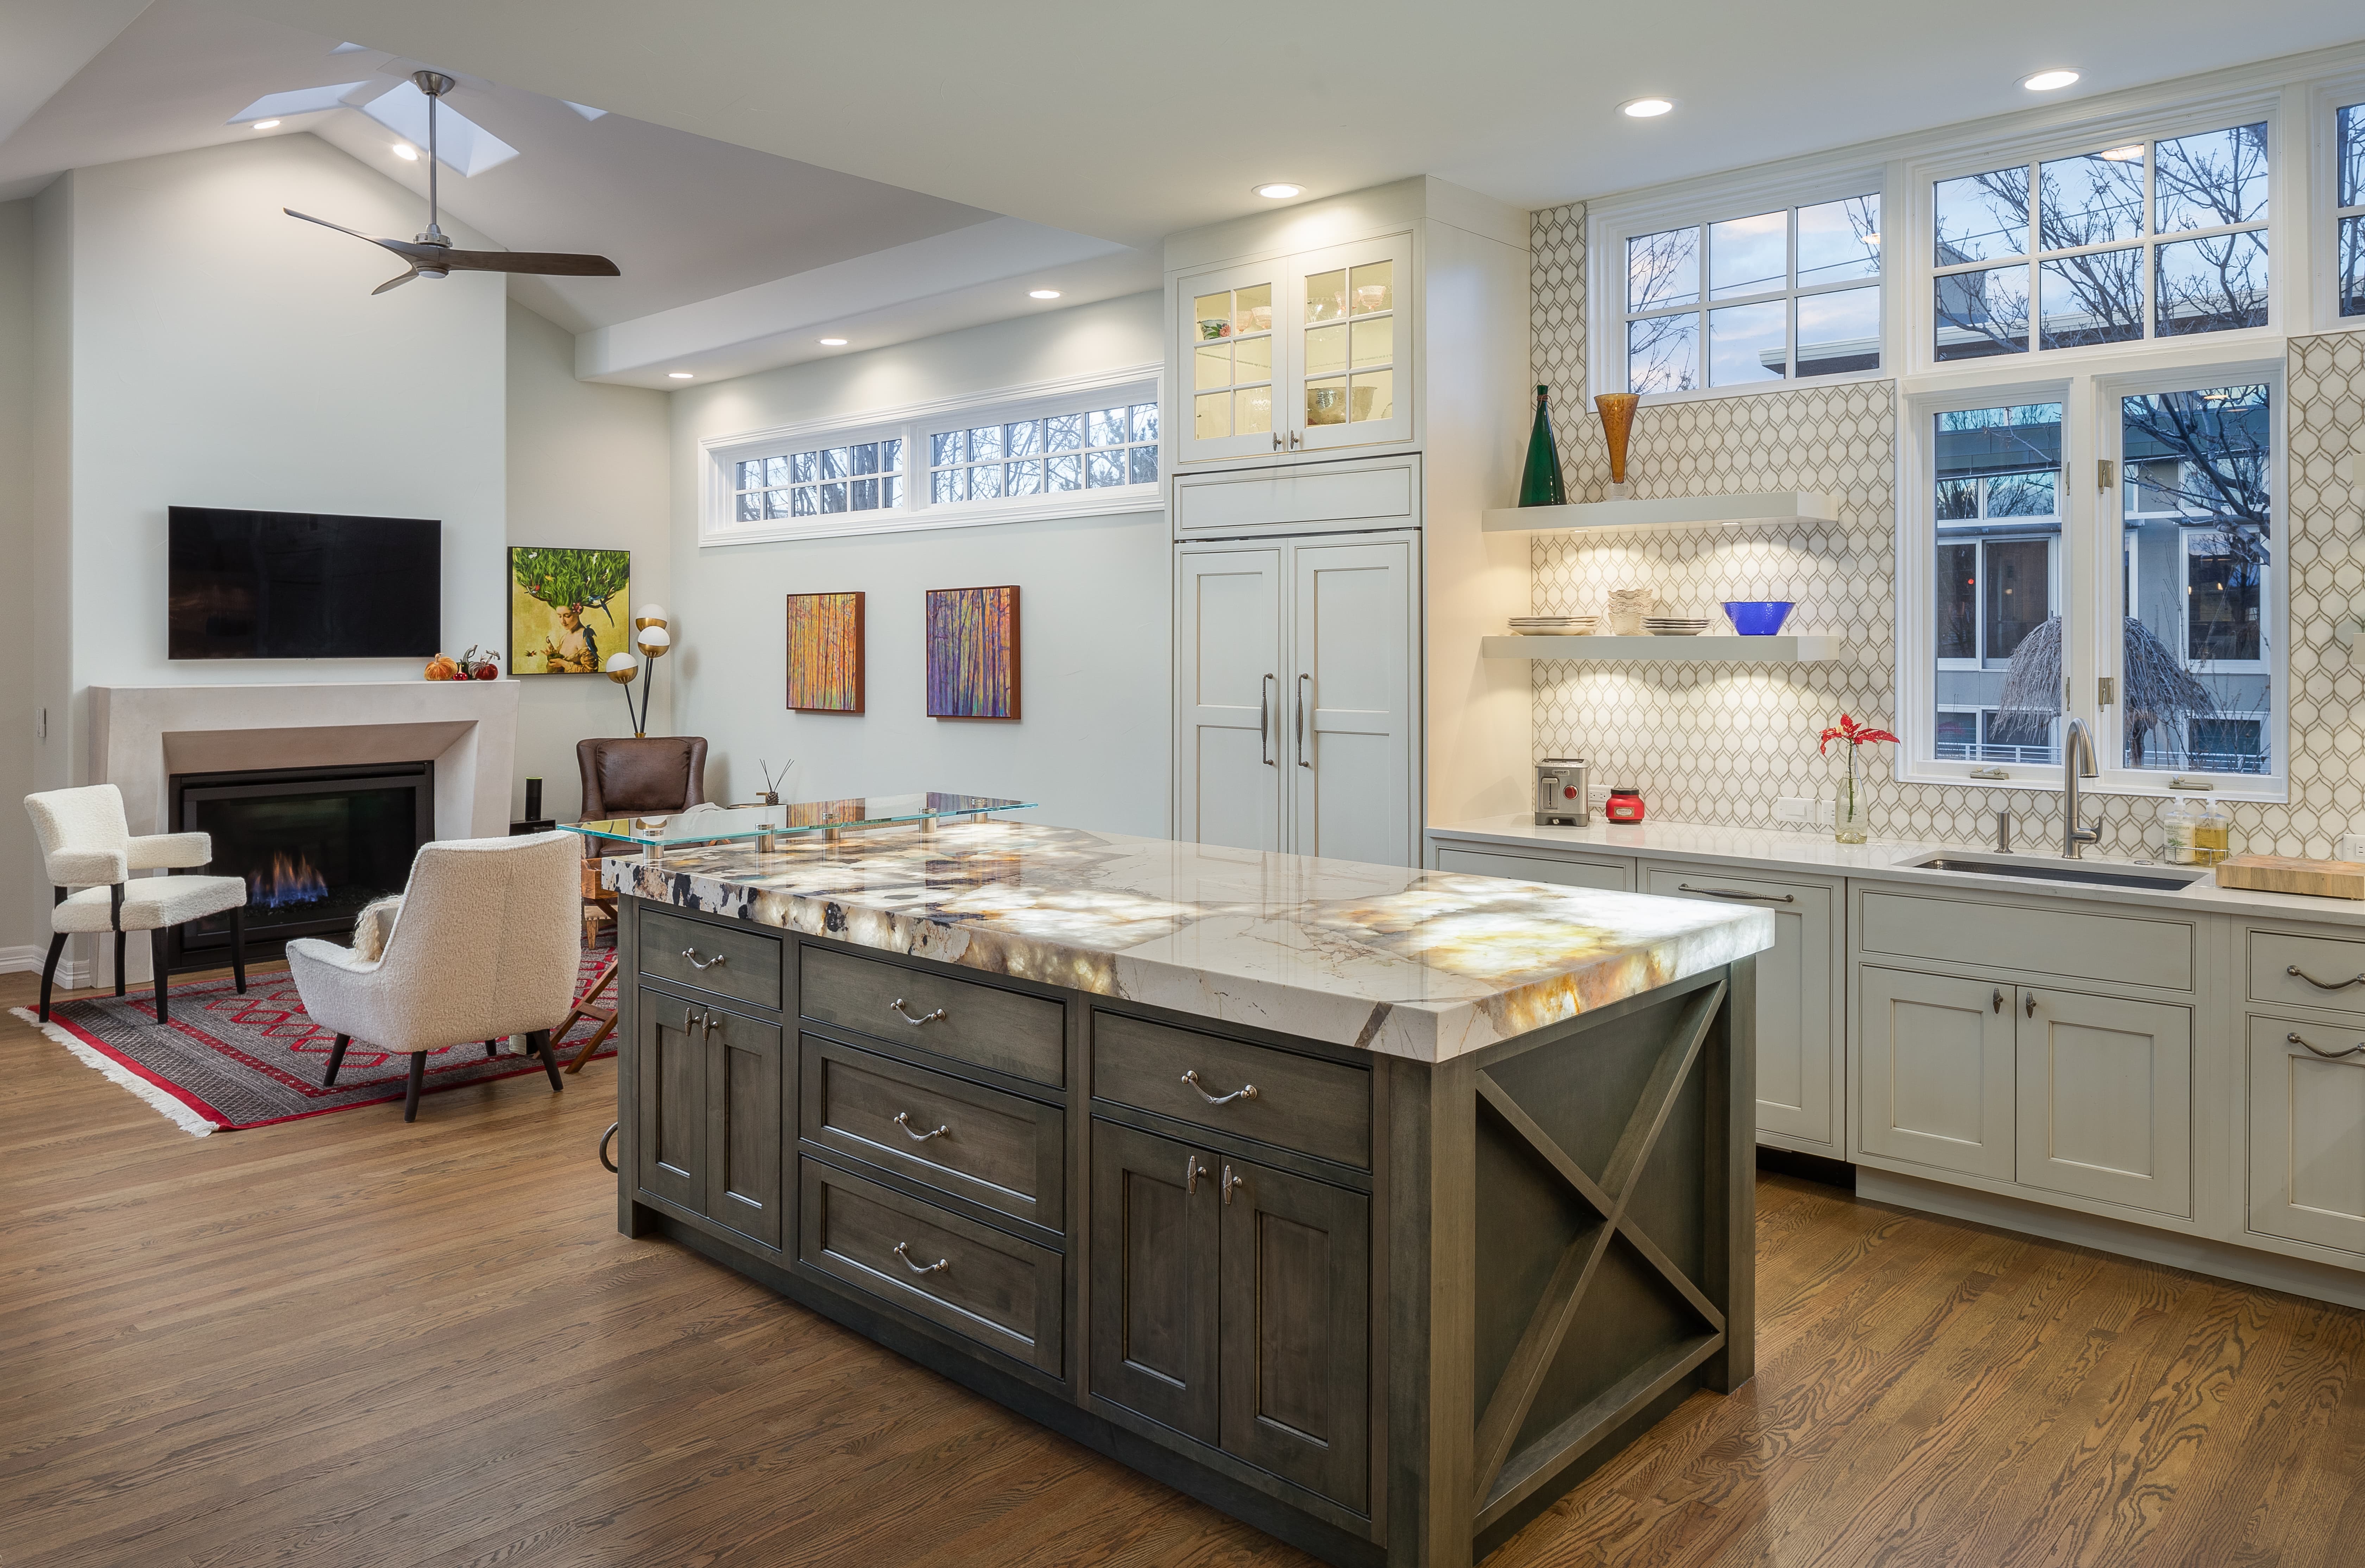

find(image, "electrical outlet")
[2338,832,2365,863]
[1774,796,1817,824]
[1589,786,1610,808]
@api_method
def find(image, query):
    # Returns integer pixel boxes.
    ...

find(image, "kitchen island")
[607,819,1772,1568]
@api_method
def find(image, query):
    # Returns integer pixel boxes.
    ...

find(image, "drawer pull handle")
[892,1241,950,1275]
[1185,1154,1209,1195]
[893,1111,950,1141]
[888,997,948,1026]
[2287,1031,2365,1061]
[1181,1069,1259,1106]
[1222,1163,1246,1205]
[681,947,727,971]
[1677,883,1796,903]
[2285,964,2365,992]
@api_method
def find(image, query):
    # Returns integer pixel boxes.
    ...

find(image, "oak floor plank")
[7,976,2362,1568]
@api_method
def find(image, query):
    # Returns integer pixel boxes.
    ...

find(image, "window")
[733,438,903,522]
[1933,121,2269,360]
[929,402,1157,503]
[703,373,1161,544]
[2338,100,2365,317]
[1930,401,2064,763]
[1622,193,1881,392]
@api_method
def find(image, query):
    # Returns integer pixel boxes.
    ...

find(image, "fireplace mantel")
[85,682,521,983]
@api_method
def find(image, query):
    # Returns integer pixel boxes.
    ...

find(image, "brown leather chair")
[575,737,708,945]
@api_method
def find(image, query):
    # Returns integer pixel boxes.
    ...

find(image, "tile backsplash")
[1525,200,2365,859]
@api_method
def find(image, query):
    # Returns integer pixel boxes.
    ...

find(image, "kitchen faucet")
[2062,718,2099,858]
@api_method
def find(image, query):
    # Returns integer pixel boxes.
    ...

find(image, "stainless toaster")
[1534,759,1589,826]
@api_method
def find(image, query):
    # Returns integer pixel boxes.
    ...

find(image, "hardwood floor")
[5,968,2362,1568]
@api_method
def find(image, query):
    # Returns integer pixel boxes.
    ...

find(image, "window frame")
[700,365,1162,547]
[2316,74,2365,328]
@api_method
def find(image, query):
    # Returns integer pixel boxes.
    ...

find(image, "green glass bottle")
[1517,383,1568,508]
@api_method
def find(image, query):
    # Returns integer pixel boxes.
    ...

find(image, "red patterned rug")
[12,952,618,1135]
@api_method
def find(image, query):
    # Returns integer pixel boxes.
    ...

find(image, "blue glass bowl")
[1722,600,1795,636]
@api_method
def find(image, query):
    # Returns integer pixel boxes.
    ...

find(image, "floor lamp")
[603,603,673,737]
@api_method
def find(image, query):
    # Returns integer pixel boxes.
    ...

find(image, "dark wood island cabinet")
[608,822,1770,1567]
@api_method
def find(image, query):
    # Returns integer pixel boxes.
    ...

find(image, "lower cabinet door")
[1858,966,2017,1180]
[2248,1013,2365,1255]
[636,990,706,1214]
[1216,1156,1369,1510]
[1090,1120,1221,1444]
[2013,987,2191,1216]
[705,1008,786,1248]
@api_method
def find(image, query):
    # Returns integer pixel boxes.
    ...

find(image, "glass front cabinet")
[1174,230,1415,466]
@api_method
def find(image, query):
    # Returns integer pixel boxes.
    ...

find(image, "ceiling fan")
[284,69,620,295]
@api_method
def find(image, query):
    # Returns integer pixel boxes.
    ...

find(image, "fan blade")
[437,249,621,278]
[285,209,450,263]
[284,207,377,242]
[372,269,421,295]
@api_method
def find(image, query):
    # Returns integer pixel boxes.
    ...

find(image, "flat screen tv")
[168,507,442,660]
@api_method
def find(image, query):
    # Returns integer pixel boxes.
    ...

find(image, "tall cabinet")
[1164,178,1533,865]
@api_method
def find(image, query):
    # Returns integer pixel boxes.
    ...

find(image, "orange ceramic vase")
[1594,392,1641,486]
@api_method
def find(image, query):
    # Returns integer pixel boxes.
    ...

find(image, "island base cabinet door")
[1216,1158,1369,1510]
[636,991,706,1215]
[2248,1015,2365,1254]
[2014,990,2190,1217]
[1090,1121,1221,1444]
[1858,967,2016,1180]
[705,1010,786,1249]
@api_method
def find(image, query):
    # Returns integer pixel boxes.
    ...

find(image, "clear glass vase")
[1834,771,1870,844]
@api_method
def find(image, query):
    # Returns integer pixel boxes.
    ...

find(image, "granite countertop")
[1430,814,2365,927]
[607,820,1773,1063]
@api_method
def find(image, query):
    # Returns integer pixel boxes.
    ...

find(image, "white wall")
[506,301,671,821]
[58,133,508,713]
[0,198,46,959]
[666,294,1171,834]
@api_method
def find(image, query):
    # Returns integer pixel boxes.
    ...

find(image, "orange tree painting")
[926,585,1020,720]
[786,591,865,712]
[509,546,630,675]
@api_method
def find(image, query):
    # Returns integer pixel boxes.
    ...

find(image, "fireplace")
[169,763,434,963]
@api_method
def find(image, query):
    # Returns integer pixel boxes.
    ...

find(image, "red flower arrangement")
[1819,714,1897,843]
[1818,713,1899,755]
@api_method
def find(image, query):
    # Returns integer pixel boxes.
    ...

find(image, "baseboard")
[1856,1168,2365,1312]
[0,945,88,986]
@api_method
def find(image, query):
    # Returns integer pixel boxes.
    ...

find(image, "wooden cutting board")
[2215,855,2365,899]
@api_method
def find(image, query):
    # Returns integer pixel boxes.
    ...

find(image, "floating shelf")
[1484,634,1845,663]
[1481,491,1838,535]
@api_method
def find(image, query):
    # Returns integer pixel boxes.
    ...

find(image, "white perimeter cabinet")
[1177,535,1418,866]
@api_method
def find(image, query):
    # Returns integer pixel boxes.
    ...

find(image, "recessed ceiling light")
[2020,69,2080,92]
[391,142,418,160]
[1253,182,1303,200]
[668,371,694,379]
[818,336,848,346]
[251,119,281,131]
[1028,289,1062,300]
[1620,97,1675,118]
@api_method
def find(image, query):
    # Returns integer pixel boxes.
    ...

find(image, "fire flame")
[249,851,329,911]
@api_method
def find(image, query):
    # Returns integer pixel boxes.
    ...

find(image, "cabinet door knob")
[892,1241,950,1275]
[1181,1069,1259,1106]
[1184,1154,1209,1195]
[2287,1031,2365,1061]
[681,946,726,971]
[2025,993,2037,1018]
[1992,988,2004,1012]
[2286,964,2365,991]
[888,997,948,1027]
[893,1110,950,1141]
[1222,1163,1246,1205]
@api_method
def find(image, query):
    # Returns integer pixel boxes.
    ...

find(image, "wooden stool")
[559,956,620,1073]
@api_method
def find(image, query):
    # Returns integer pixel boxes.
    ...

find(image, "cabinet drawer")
[2249,930,2365,1013]
[1093,1012,1369,1168]
[799,1157,1063,1374]
[1173,456,1417,535]
[639,908,784,1010]
[1858,889,2193,992]
[801,943,1065,1088]
[1436,845,1632,893]
[800,1034,1065,1233]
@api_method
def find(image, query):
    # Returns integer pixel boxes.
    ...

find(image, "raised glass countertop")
[559,791,1035,848]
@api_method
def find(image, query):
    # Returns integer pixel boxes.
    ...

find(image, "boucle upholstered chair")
[285,831,579,1122]
[25,784,248,1025]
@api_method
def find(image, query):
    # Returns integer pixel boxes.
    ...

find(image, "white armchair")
[24,784,248,1024]
[285,831,580,1122]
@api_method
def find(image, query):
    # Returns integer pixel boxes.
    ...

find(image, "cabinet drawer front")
[1858,889,2193,992]
[1174,458,1415,535]
[639,909,784,1010]
[2249,931,2365,1013]
[800,1034,1065,1232]
[1436,846,1632,893]
[799,1158,1063,1373]
[2247,1013,2365,1255]
[800,943,1065,1087]
[1093,1012,1369,1168]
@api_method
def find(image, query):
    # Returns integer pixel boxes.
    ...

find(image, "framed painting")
[786,591,865,713]
[509,547,630,676]
[925,585,1020,720]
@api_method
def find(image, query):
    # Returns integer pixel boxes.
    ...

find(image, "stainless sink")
[1905,853,2208,892]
